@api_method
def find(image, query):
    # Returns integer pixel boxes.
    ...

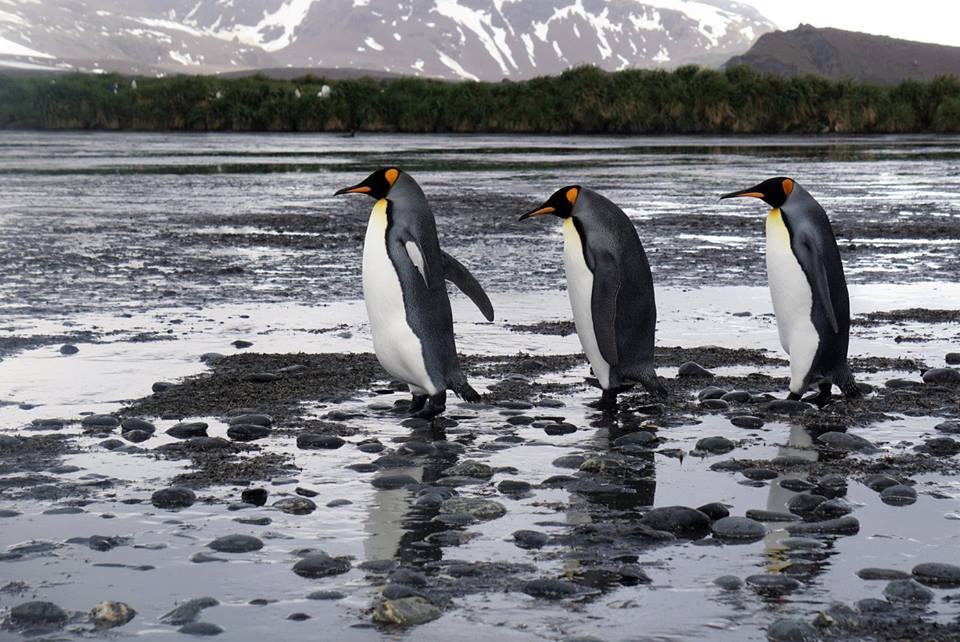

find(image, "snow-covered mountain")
[0,0,775,79]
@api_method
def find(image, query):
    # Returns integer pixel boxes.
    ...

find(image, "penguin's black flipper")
[589,253,621,367]
[451,381,482,403]
[795,237,839,333]
[440,251,494,321]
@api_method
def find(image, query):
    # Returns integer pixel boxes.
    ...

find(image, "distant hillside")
[726,25,960,84]
[0,0,775,81]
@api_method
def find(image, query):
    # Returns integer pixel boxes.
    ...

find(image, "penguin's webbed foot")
[588,389,619,412]
[410,392,447,420]
[641,376,669,400]
[802,382,836,408]
[408,394,428,414]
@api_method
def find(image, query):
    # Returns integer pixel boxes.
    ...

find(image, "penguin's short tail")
[623,366,669,399]
[452,380,482,403]
[834,365,862,399]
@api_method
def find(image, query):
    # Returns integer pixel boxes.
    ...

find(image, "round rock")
[513,530,549,549]
[151,487,196,509]
[227,413,271,427]
[746,574,801,596]
[440,498,506,521]
[731,415,764,429]
[922,367,960,384]
[640,506,710,536]
[522,579,580,599]
[292,553,351,578]
[91,601,136,629]
[714,575,743,590]
[712,516,767,541]
[857,568,910,581]
[742,468,779,481]
[241,488,268,506]
[498,480,532,496]
[272,497,316,515]
[442,460,494,479]
[766,618,819,642]
[817,431,878,453]
[787,493,827,515]
[695,436,735,455]
[9,601,68,628]
[698,386,727,400]
[372,597,441,626]
[227,424,270,442]
[678,362,714,378]
[81,414,119,428]
[880,484,917,506]
[120,418,155,433]
[178,622,224,636]
[371,474,418,490]
[166,422,208,439]
[883,579,934,604]
[208,534,263,553]
[697,502,730,521]
[912,562,960,587]
[297,433,345,450]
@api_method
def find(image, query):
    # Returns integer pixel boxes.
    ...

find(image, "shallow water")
[1,132,959,641]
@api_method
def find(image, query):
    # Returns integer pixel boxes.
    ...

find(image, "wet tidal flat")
[1,133,959,641]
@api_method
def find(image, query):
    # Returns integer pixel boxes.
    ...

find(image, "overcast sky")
[745,0,960,47]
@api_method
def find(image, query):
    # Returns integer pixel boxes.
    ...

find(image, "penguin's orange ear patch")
[385,168,399,185]
[782,178,794,196]
[566,187,579,205]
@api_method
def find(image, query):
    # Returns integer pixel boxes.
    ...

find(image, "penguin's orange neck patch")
[385,168,399,186]
[566,187,579,205]
[782,178,794,196]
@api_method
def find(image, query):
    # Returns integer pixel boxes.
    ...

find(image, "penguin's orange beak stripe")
[519,206,555,221]
[334,185,371,195]
[720,190,764,199]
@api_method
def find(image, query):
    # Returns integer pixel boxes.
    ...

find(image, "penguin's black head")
[333,167,401,199]
[519,185,580,221]
[720,177,795,209]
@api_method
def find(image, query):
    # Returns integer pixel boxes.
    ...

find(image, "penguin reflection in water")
[721,177,860,406]
[521,186,667,409]
[335,168,494,419]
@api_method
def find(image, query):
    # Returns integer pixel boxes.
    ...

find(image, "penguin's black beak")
[518,205,555,221]
[719,186,766,200]
[333,183,371,196]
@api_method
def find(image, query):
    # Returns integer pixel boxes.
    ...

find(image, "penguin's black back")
[781,185,851,378]
[575,188,658,385]
[383,174,463,391]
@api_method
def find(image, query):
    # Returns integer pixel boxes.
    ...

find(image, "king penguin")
[721,177,860,406]
[334,168,494,419]
[520,186,666,409]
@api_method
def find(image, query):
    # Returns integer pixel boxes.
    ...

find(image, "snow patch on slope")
[0,34,51,58]
[433,0,516,75]
[641,0,736,46]
[200,0,317,52]
[438,50,478,80]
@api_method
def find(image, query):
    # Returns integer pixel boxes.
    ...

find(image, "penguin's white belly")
[766,208,819,392]
[563,217,611,389]
[362,199,437,395]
